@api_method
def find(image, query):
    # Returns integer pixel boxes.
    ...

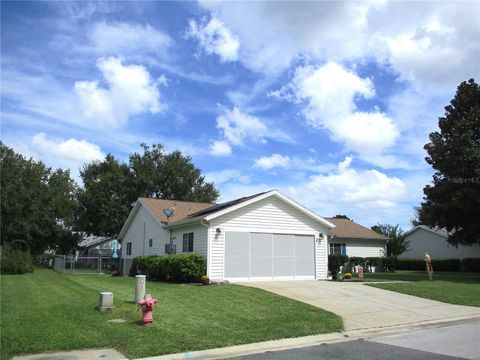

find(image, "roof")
[326,218,388,240]
[78,234,114,248]
[139,198,213,224]
[403,225,448,238]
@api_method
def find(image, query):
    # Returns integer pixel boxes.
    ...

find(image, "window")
[126,242,132,256]
[329,243,346,255]
[183,232,194,253]
[149,238,153,247]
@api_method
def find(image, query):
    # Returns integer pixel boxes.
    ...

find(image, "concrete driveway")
[245,281,479,330]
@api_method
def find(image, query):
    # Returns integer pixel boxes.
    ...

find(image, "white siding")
[171,223,208,257]
[400,228,480,259]
[328,239,386,258]
[121,206,169,258]
[208,197,329,281]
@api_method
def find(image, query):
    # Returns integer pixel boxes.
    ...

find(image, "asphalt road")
[230,321,480,360]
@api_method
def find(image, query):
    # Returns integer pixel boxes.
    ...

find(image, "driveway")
[244,281,479,330]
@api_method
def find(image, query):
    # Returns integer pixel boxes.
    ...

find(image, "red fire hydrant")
[137,293,157,324]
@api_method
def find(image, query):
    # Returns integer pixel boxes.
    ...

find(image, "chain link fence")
[52,255,121,275]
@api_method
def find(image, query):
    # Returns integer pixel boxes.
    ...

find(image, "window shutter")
[189,233,194,252]
[183,233,188,253]
[341,243,347,256]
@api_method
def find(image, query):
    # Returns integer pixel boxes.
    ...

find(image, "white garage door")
[224,232,315,280]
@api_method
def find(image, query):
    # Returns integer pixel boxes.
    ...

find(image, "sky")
[1,1,479,230]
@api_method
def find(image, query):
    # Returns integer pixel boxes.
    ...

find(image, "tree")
[78,144,219,237]
[372,224,409,258]
[0,142,79,254]
[419,79,480,246]
[333,214,352,220]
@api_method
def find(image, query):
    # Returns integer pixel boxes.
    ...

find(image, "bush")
[396,258,425,270]
[432,258,461,271]
[342,272,352,279]
[462,258,480,272]
[136,253,206,282]
[349,256,365,266]
[365,257,382,267]
[1,251,34,275]
[380,256,397,271]
[328,254,348,280]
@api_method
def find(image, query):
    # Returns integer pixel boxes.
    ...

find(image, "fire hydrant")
[137,293,157,324]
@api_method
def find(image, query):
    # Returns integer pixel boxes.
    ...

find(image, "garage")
[224,231,315,280]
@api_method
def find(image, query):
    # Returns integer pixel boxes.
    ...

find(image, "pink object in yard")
[357,266,364,279]
[137,293,157,324]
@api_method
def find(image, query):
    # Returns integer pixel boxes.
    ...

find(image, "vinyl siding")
[121,206,169,258]
[208,196,330,281]
[171,223,208,257]
[329,238,386,258]
[400,228,480,259]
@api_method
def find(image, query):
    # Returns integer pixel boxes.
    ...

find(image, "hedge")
[136,253,206,282]
[396,258,462,271]
[0,252,34,275]
[462,258,480,272]
[396,258,426,271]
[328,254,348,280]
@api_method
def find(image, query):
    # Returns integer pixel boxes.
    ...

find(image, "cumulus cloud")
[88,22,172,56]
[254,154,290,170]
[209,140,232,156]
[74,57,166,128]
[186,16,239,62]
[272,62,399,157]
[216,106,267,145]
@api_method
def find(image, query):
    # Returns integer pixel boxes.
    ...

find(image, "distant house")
[399,225,480,259]
[118,190,388,281]
[325,218,388,258]
[78,235,118,257]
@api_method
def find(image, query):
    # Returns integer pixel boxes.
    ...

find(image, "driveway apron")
[243,281,479,330]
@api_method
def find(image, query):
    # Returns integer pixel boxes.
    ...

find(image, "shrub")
[365,257,381,267]
[342,272,352,279]
[328,254,348,280]
[432,258,461,271]
[349,256,365,266]
[136,253,206,282]
[380,256,398,272]
[462,258,480,272]
[201,275,210,285]
[396,258,425,270]
[0,251,34,275]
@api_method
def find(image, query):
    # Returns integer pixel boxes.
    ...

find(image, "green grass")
[1,269,342,359]
[364,271,480,307]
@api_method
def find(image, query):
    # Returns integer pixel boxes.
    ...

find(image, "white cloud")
[186,16,239,62]
[216,107,267,146]
[74,57,166,128]
[209,140,232,156]
[273,62,399,159]
[204,169,250,185]
[254,154,290,170]
[32,133,104,163]
[88,22,171,56]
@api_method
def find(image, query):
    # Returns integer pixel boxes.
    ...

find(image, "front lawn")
[364,271,480,307]
[1,269,342,359]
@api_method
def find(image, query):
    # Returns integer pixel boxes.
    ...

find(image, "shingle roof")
[139,198,213,224]
[326,218,388,240]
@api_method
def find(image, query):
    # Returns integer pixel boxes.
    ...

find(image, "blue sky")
[2,1,479,230]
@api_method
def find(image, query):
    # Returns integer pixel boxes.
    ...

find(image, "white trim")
[226,276,316,283]
[118,201,141,239]
[221,227,319,236]
[204,190,335,229]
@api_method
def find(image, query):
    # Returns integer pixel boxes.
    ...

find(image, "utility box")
[97,292,113,311]
[135,275,146,303]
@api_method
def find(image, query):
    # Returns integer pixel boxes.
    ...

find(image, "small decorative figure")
[425,252,433,280]
[137,293,157,324]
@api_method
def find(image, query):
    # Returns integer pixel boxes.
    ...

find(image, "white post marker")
[135,275,146,303]
[97,292,113,311]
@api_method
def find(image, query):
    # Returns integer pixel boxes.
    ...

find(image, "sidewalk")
[135,315,480,360]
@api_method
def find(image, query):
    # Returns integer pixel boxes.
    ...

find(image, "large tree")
[372,224,409,258]
[0,143,80,254]
[77,144,219,237]
[419,79,480,246]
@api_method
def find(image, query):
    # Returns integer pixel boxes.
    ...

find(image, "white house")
[118,190,387,281]
[399,225,480,259]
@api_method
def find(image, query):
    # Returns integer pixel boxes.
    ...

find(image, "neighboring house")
[118,190,334,281]
[399,225,480,259]
[326,218,388,257]
[78,235,118,257]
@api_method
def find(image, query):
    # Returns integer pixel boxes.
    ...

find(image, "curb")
[134,315,480,360]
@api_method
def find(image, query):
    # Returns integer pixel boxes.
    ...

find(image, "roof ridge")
[139,197,214,205]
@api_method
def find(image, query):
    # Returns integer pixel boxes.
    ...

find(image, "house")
[78,234,119,257]
[119,190,335,281]
[399,225,480,259]
[325,218,388,257]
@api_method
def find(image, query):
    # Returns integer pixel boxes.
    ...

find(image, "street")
[230,321,480,360]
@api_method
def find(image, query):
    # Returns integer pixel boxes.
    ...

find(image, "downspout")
[200,218,210,278]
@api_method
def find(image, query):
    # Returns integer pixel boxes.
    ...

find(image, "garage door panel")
[273,234,295,256]
[295,256,314,276]
[295,235,315,256]
[273,257,295,276]
[251,233,273,277]
[225,232,249,278]
[225,232,249,255]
